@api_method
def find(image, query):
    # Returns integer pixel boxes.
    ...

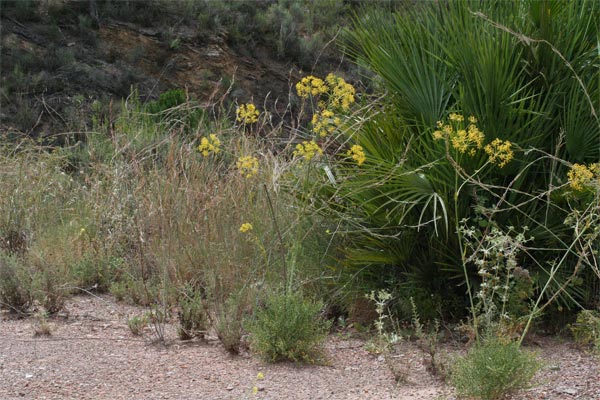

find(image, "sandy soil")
[1,295,598,400]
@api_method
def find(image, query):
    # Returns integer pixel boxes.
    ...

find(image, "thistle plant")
[459,220,532,337]
[365,290,400,353]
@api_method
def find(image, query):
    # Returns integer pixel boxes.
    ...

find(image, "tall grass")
[0,96,338,334]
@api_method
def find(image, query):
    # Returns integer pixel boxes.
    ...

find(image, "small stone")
[549,364,560,371]
[226,386,234,391]
[377,355,385,362]
[556,386,578,396]
[25,374,33,379]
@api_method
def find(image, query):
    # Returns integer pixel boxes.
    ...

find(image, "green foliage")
[569,310,600,350]
[451,338,541,400]
[0,251,33,315]
[177,285,208,340]
[71,255,120,292]
[333,0,600,319]
[127,313,148,336]
[246,290,331,363]
[146,89,187,115]
[213,292,246,354]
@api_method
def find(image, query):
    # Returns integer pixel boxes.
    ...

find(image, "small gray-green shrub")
[246,290,331,363]
[127,314,147,336]
[451,338,541,400]
[177,285,208,340]
[0,252,32,315]
[213,292,246,354]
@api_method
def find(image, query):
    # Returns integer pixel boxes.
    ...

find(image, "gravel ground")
[0,295,598,400]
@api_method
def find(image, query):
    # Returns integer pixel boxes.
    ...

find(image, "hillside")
[1,0,365,141]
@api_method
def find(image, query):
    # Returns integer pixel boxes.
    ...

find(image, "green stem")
[454,169,479,342]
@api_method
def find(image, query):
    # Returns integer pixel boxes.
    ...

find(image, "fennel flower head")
[197,134,221,157]
[237,103,259,124]
[236,155,259,178]
[293,140,323,162]
[239,223,253,233]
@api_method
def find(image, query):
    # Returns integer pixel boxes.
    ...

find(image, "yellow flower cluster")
[311,109,341,137]
[325,73,355,112]
[239,222,253,233]
[296,73,356,138]
[347,144,366,166]
[568,163,600,191]
[236,103,259,124]
[293,140,323,162]
[433,114,484,156]
[236,155,259,178]
[296,75,328,98]
[197,134,221,157]
[484,138,514,168]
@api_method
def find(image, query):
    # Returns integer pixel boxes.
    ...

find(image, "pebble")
[555,386,578,396]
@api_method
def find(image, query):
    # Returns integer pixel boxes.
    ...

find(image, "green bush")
[127,313,148,336]
[451,338,541,400]
[0,252,33,315]
[246,290,331,363]
[570,310,600,350]
[177,285,208,340]
[213,292,247,354]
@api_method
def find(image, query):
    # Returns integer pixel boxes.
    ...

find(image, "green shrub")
[146,89,186,115]
[213,292,247,354]
[127,313,148,336]
[246,290,331,363]
[71,256,113,292]
[177,285,208,340]
[32,267,67,314]
[570,310,600,350]
[451,338,541,400]
[0,252,33,315]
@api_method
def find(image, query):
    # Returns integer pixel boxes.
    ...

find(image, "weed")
[451,338,541,400]
[0,251,33,315]
[177,284,208,340]
[569,310,600,350]
[213,292,247,354]
[33,311,52,337]
[410,298,447,379]
[364,290,401,354]
[246,290,331,363]
[127,313,148,336]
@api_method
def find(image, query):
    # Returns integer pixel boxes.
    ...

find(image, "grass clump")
[451,338,540,400]
[127,313,148,336]
[246,290,331,363]
[177,284,208,341]
[0,251,33,315]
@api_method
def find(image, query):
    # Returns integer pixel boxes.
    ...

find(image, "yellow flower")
[432,114,484,156]
[236,155,259,178]
[257,372,264,380]
[296,76,328,98]
[568,163,599,191]
[449,113,464,122]
[252,386,258,395]
[296,74,356,112]
[326,73,355,111]
[236,103,259,124]
[347,144,366,166]
[197,134,221,157]
[293,140,323,162]
[312,109,338,137]
[239,223,253,233]
[484,139,514,167]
